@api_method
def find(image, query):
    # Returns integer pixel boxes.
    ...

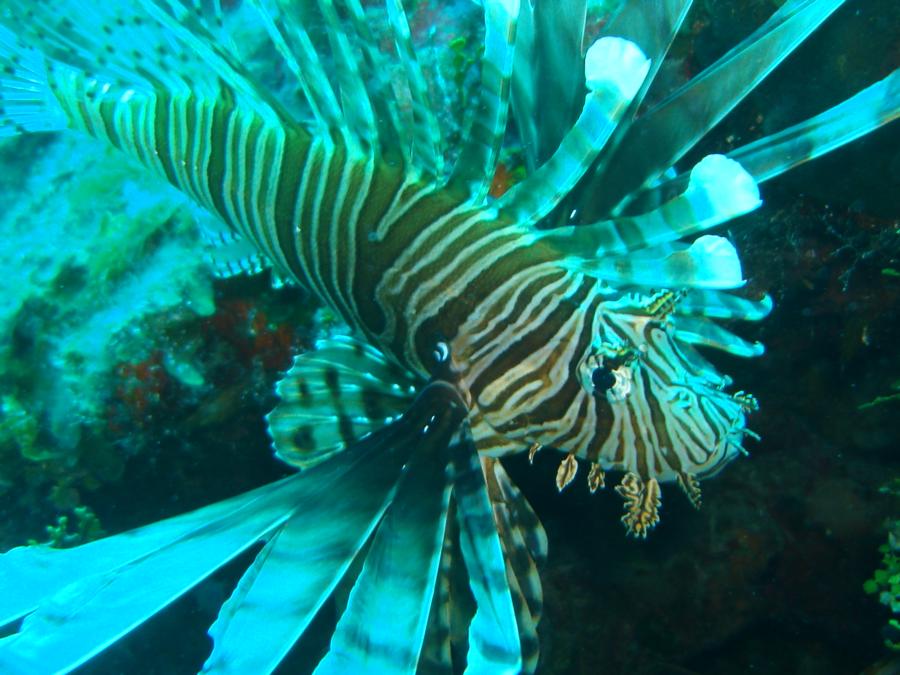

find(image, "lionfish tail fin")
[0,25,67,137]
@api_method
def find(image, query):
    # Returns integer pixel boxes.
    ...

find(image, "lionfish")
[0,0,896,672]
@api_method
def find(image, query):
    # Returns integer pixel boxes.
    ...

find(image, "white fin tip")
[584,37,651,99]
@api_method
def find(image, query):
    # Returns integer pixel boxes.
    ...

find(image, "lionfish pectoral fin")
[673,316,765,358]
[730,68,900,183]
[0,436,405,675]
[591,0,692,130]
[481,456,548,674]
[627,69,900,212]
[448,0,520,200]
[453,435,524,675]
[0,383,467,674]
[676,290,773,322]
[510,0,588,172]
[205,384,465,675]
[313,403,459,674]
[267,334,420,469]
[200,218,273,279]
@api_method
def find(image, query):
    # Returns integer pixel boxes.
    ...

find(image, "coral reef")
[0,129,316,548]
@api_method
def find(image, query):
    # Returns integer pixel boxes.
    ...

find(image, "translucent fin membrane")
[0,383,491,674]
[0,465,390,674]
[626,68,900,213]
[317,0,377,153]
[677,290,774,321]
[483,457,547,674]
[385,0,444,176]
[267,335,419,470]
[453,434,522,674]
[340,0,409,158]
[246,0,344,135]
[313,425,454,674]
[732,68,900,183]
[586,0,693,177]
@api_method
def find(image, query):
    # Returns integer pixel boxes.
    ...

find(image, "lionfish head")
[456,273,768,537]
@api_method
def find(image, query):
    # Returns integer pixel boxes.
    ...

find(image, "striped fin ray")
[0,3,201,95]
[316,0,378,153]
[594,0,693,133]
[510,0,588,171]
[206,386,464,675]
[0,475,306,632]
[339,0,410,160]
[537,155,760,260]
[486,458,547,568]
[571,0,692,213]
[449,0,520,200]
[0,445,397,675]
[3,0,285,119]
[581,0,846,219]
[731,68,900,183]
[453,428,522,674]
[676,290,773,322]
[313,409,458,674]
[246,0,345,134]
[416,520,457,674]
[673,316,765,358]
[157,0,241,58]
[267,335,420,470]
[497,37,650,227]
[202,225,270,278]
[483,457,547,674]
[385,0,444,177]
[576,235,746,291]
[0,384,466,674]
[141,0,289,118]
[626,69,900,213]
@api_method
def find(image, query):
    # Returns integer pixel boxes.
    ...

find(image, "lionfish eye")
[591,365,616,393]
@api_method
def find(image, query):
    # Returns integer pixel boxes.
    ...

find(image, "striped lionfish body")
[0,0,897,673]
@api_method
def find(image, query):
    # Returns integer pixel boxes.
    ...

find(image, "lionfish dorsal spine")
[496,36,651,228]
[583,0,847,218]
[447,0,519,201]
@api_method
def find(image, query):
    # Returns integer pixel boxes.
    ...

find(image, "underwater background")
[0,0,897,673]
